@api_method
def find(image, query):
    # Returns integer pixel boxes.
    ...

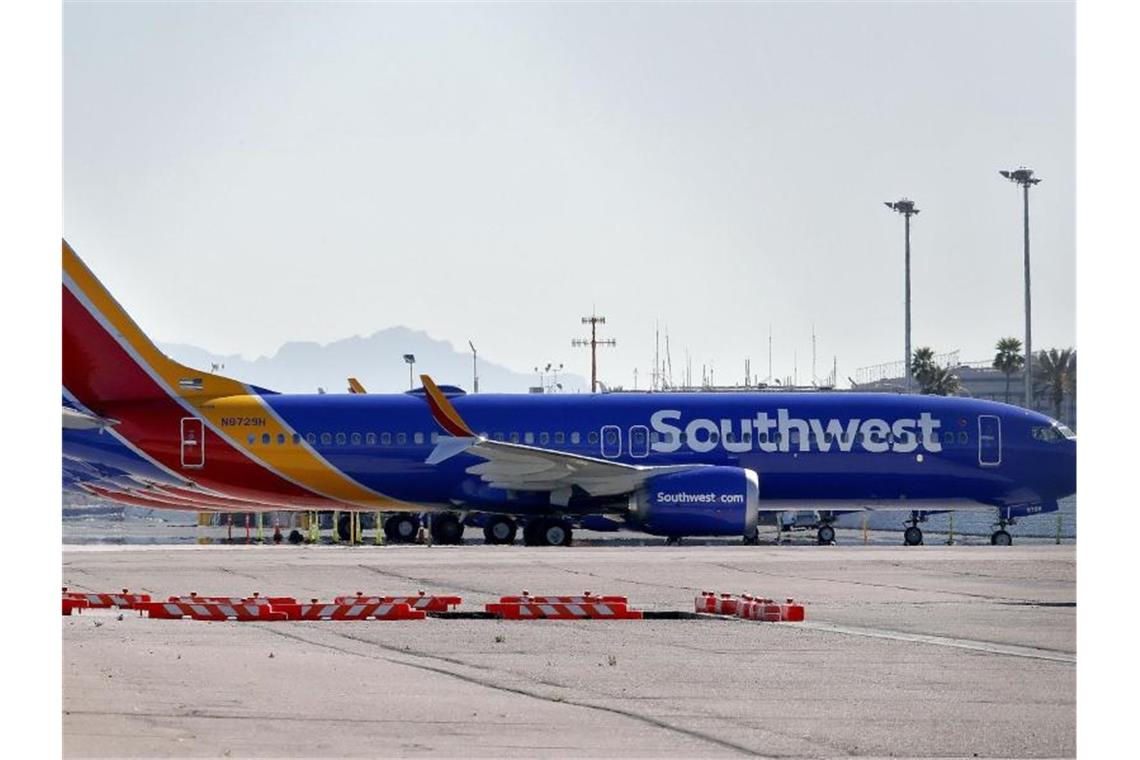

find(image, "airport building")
[852,352,1077,430]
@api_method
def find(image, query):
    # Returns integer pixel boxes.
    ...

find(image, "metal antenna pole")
[572,314,616,393]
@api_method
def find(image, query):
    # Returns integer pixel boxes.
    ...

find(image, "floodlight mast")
[1000,167,1042,409]
[884,199,920,393]
[402,353,416,390]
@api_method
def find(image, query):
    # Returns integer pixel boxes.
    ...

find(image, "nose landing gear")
[903,511,926,546]
[991,514,1015,546]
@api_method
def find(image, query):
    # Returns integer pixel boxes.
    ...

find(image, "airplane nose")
[1057,440,1077,498]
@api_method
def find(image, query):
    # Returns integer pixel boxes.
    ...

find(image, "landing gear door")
[978,415,1001,467]
[181,417,205,468]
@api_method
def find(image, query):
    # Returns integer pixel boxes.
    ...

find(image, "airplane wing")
[419,375,704,500]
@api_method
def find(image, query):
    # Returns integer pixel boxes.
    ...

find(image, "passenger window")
[306,433,316,444]
[539,432,550,445]
[725,432,735,443]
[396,432,407,445]
[554,432,564,444]
[958,431,969,444]
[333,433,345,445]
[588,431,599,445]
[650,432,661,443]
[494,432,505,441]
[414,432,424,444]
[743,432,752,443]
[320,433,331,445]
[247,434,256,445]
[292,433,300,444]
[943,431,954,444]
[381,432,391,445]
[366,433,376,445]
[570,432,580,444]
[679,433,688,444]
[709,431,720,444]
[348,433,359,445]
[277,433,285,445]
[525,432,535,444]
[430,432,439,443]
[510,432,520,443]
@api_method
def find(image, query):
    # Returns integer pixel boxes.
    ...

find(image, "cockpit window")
[1032,425,1063,443]
[1055,423,1076,440]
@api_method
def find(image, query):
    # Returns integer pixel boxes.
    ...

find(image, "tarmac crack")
[795,621,1076,663]
[255,624,782,757]
[708,562,1047,604]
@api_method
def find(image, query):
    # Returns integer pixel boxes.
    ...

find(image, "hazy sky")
[64,1,1075,391]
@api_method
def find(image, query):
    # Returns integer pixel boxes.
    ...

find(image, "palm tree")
[910,347,960,395]
[1034,348,1076,421]
[992,337,1025,404]
[910,347,936,391]
[921,364,962,396]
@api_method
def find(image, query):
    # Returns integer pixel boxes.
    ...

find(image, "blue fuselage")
[65,390,1076,518]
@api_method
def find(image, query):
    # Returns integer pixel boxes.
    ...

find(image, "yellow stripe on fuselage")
[201,395,415,509]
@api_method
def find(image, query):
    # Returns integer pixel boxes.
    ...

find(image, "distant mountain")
[160,327,587,395]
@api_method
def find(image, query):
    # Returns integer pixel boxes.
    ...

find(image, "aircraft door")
[601,425,622,459]
[181,417,205,468]
[978,415,1001,466]
[629,425,649,458]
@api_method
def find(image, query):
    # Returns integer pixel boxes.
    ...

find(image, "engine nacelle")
[628,467,759,537]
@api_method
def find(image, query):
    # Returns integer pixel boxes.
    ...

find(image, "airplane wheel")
[483,517,517,545]
[817,524,836,544]
[542,520,572,547]
[991,529,1013,546]
[385,513,419,544]
[430,513,464,545]
[903,526,924,546]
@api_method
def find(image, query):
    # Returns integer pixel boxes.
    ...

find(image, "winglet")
[420,374,476,437]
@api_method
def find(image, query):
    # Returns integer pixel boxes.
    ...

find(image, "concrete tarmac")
[63,544,1075,758]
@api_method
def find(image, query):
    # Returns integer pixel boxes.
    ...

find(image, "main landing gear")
[523,517,573,547]
[384,513,420,544]
[429,512,465,545]
[483,516,518,545]
[817,523,836,545]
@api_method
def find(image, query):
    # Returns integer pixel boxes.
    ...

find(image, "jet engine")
[628,467,759,537]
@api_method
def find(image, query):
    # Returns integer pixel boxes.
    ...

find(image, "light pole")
[884,199,920,393]
[402,353,415,390]
[1000,167,1042,409]
[468,340,478,393]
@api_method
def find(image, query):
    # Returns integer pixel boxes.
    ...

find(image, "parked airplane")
[63,240,1075,546]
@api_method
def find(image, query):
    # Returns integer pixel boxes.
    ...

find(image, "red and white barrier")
[696,591,805,622]
[168,594,297,606]
[486,601,643,620]
[63,588,151,609]
[333,592,462,612]
[138,601,287,621]
[274,601,426,621]
[62,598,89,616]
[500,591,629,605]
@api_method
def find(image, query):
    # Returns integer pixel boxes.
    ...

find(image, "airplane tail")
[62,240,256,412]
